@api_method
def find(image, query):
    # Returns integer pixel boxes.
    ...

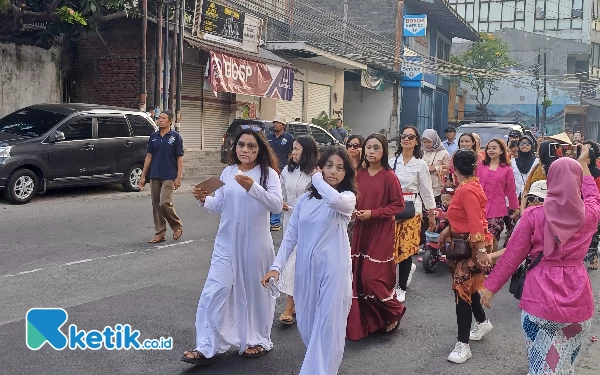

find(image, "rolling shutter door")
[180,64,203,150]
[202,89,231,150]
[307,83,331,121]
[277,80,303,121]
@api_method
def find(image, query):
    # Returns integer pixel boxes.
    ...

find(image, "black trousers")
[397,256,413,290]
[456,291,487,344]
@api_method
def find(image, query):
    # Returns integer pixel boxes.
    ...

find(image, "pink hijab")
[543,157,585,257]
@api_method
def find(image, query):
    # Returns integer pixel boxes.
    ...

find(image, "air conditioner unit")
[572,9,583,18]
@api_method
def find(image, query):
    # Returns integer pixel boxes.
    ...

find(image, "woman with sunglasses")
[277,135,319,325]
[184,129,283,364]
[391,126,436,303]
[346,135,365,169]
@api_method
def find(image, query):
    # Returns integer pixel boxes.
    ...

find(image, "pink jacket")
[484,176,600,323]
[476,161,519,218]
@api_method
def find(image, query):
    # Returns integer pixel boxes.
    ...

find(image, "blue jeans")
[270,212,282,226]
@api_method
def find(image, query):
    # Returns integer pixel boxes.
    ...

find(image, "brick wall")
[70,18,156,109]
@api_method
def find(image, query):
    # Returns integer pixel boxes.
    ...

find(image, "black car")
[0,103,158,204]
[220,119,341,164]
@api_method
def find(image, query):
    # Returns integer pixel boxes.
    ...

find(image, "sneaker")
[396,288,406,303]
[407,262,416,286]
[470,319,493,341]
[270,224,282,231]
[447,342,472,364]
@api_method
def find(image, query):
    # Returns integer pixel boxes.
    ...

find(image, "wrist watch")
[478,248,487,253]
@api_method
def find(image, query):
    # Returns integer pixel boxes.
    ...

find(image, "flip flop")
[149,237,166,244]
[383,321,400,334]
[242,345,268,358]
[279,314,295,325]
[181,350,210,365]
[173,229,183,241]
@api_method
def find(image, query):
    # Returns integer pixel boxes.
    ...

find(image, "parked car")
[0,103,158,204]
[220,119,342,164]
[456,121,526,149]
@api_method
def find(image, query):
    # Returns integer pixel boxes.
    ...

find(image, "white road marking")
[2,240,196,278]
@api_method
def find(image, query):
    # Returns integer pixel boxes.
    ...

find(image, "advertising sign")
[403,15,427,37]
[401,56,423,81]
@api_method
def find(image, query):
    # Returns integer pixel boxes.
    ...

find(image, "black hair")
[287,135,319,175]
[509,140,519,149]
[229,129,280,188]
[395,125,423,159]
[308,146,358,199]
[347,134,365,146]
[453,149,478,177]
[458,133,478,153]
[360,133,392,170]
[574,130,583,136]
[483,138,509,167]
[161,109,174,121]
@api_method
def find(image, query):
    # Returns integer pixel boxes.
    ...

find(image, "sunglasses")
[346,143,361,149]
[526,195,544,204]
[519,141,532,147]
[240,125,263,132]
[401,134,417,141]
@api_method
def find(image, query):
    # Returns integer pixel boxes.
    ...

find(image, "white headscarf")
[422,129,445,152]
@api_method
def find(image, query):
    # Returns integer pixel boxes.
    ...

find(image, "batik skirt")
[394,215,422,264]
[522,310,592,375]
[487,217,505,242]
[585,222,600,263]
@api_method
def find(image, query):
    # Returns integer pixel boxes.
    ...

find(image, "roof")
[266,41,368,71]
[405,0,479,41]
[29,103,147,115]
[184,37,294,68]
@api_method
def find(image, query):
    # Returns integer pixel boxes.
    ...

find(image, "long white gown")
[195,164,283,357]
[272,173,356,375]
[277,166,313,296]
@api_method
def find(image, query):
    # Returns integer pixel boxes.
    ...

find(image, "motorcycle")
[422,207,449,273]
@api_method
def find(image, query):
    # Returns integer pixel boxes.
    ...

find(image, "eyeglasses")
[346,143,361,149]
[519,141,532,147]
[526,195,544,204]
[240,125,263,132]
[401,134,417,140]
[237,141,258,151]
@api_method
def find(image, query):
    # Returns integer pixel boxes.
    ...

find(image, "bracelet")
[478,248,487,253]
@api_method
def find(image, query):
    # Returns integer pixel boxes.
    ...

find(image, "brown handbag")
[446,233,472,261]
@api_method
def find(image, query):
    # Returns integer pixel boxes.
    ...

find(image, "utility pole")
[140,0,148,111]
[542,52,547,135]
[392,0,404,141]
[535,52,540,130]
[155,1,164,117]
[170,0,180,111]
[175,0,184,132]
[163,1,170,111]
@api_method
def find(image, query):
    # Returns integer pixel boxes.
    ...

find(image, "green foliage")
[542,97,552,108]
[451,32,515,108]
[310,112,351,133]
[0,0,9,10]
[55,6,88,25]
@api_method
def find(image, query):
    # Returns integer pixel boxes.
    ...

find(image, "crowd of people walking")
[173,114,598,375]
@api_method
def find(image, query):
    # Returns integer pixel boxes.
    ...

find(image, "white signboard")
[401,57,423,81]
[403,15,427,37]
[242,14,261,53]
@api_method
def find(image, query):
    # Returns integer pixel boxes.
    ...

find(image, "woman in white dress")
[278,135,319,325]
[262,146,357,375]
[183,128,283,364]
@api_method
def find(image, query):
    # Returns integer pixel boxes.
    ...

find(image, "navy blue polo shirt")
[147,130,184,180]
[267,131,294,170]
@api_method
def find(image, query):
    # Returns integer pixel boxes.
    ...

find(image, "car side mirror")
[50,131,65,143]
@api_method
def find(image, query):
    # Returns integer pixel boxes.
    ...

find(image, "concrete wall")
[344,79,397,138]
[0,42,62,118]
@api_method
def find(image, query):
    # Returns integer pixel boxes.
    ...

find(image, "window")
[97,117,130,138]
[418,90,433,132]
[59,118,93,141]
[437,37,451,62]
[0,108,67,138]
[310,126,334,144]
[534,0,584,31]
[450,0,475,22]
[127,115,156,136]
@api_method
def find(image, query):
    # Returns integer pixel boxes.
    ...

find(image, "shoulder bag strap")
[394,155,399,171]
[527,252,544,271]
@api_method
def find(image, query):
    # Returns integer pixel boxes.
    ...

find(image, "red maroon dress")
[346,168,406,340]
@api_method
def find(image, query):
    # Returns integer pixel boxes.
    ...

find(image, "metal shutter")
[307,83,331,121]
[180,64,203,150]
[277,80,303,121]
[202,89,231,150]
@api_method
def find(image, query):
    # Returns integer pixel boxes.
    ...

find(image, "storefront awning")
[265,41,368,71]
[184,36,294,69]
[405,0,479,41]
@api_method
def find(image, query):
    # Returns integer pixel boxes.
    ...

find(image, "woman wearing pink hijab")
[481,149,600,375]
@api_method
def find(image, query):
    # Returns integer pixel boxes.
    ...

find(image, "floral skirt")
[394,215,422,264]
[585,222,600,263]
[522,310,592,375]
[487,217,505,242]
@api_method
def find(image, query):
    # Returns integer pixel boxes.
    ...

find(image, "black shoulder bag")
[393,156,416,220]
[509,252,544,300]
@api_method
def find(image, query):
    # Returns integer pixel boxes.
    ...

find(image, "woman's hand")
[476,251,491,267]
[355,210,372,220]
[440,164,450,176]
[283,201,290,211]
[511,208,520,220]
[481,289,495,309]
[429,164,437,173]
[311,167,322,176]
[578,144,592,177]
[234,175,255,192]
[438,225,451,245]
[193,186,209,203]
[261,270,280,287]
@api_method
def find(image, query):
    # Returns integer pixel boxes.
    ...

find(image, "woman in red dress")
[347,134,406,340]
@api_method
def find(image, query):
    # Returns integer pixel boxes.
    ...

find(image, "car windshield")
[0,108,67,138]
[227,120,265,134]
[457,127,513,149]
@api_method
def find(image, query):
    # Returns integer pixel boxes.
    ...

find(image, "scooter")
[422,208,449,273]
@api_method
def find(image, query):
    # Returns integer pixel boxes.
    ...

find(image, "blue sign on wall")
[401,56,423,81]
[401,80,423,88]
[403,15,427,37]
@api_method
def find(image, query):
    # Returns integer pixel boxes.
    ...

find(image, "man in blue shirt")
[267,113,293,231]
[442,125,459,155]
[139,110,184,243]
[330,118,348,144]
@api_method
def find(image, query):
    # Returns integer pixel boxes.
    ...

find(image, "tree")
[451,32,514,110]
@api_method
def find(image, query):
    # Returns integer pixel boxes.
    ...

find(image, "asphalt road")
[1,185,599,375]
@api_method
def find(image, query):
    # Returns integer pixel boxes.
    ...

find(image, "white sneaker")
[396,288,406,303]
[469,320,493,341]
[407,262,417,287]
[447,342,472,364]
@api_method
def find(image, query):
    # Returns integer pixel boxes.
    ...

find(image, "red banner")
[208,51,294,101]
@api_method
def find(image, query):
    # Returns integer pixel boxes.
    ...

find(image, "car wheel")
[4,168,38,204]
[123,164,143,192]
